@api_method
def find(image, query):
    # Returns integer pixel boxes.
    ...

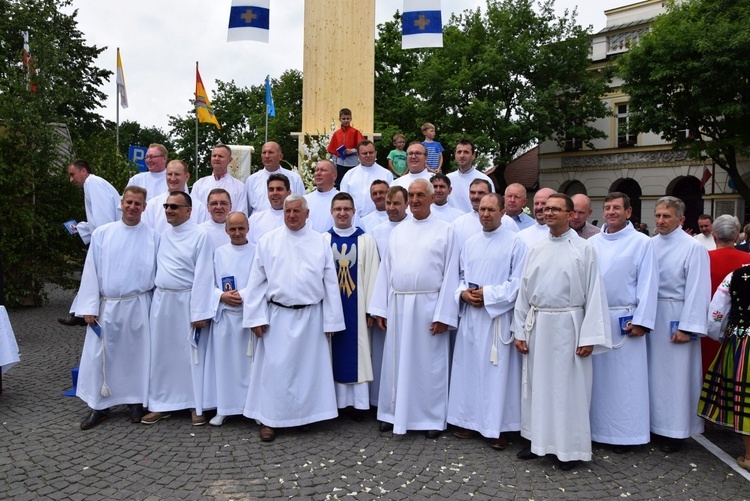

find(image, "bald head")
[533,188,556,224]
[570,194,592,231]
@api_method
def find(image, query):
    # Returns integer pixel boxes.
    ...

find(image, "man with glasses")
[141,191,215,426]
[513,193,611,470]
[126,143,171,200]
[192,144,248,216]
[392,143,433,190]
[339,140,393,218]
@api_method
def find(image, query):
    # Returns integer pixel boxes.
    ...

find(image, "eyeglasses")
[163,203,190,210]
[542,206,568,214]
[145,154,165,160]
[407,152,425,157]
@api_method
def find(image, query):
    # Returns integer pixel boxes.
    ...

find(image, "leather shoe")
[453,428,476,439]
[558,460,580,471]
[80,409,109,430]
[58,315,87,327]
[128,404,145,424]
[260,425,276,442]
[378,421,393,432]
[488,434,509,450]
[425,429,442,439]
[659,438,683,453]
[516,447,538,460]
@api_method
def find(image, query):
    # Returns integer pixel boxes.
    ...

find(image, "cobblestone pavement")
[1,286,748,500]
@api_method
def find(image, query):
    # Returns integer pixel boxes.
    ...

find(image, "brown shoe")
[453,428,476,439]
[488,434,509,450]
[260,425,276,442]
[141,412,171,424]
[191,410,206,426]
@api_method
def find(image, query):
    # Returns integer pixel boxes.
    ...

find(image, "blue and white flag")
[227,0,270,43]
[402,0,443,49]
[265,75,276,117]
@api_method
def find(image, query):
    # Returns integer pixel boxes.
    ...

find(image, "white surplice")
[242,223,345,427]
[589,222,658,445]
[248,208,284,245]
[648,226,711,438]
[203,242,256,416]
[447,226,526,438]
[148,221,215,413]
[512,229,612,461]
[126,170,168,201]
[368,214,459,434]
[245,167,306,215]
[191,173,248,216]
[142,190,208,234]
[199,219,230,251]
[339,163,393,218]
[75,220,158,410]
[446,167,494,214]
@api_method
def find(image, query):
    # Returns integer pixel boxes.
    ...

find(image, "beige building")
[537,0,748,230]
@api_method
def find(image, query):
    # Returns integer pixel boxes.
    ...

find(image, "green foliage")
[374,0,610,185]
[169,69,303,182]
[618,0,750,204]
[0,0,112,306]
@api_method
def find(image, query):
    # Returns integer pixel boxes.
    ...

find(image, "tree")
[0,0,115,306]
[417,0,609,182]
[618,0,750,205]
[169,70,303,181]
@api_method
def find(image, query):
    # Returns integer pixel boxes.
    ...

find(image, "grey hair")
[713,214,740,244]
[283,194,308,211]
[655,196,685,219]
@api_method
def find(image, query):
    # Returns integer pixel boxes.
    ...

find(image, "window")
[617,103,636,148]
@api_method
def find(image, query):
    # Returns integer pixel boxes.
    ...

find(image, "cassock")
[361,210,387,233]
[324,227,379,409]
[245,167,306,215]
[446,168,494,214]
[447,226,526,438]
[191,173,248,216]
[518,222,548,248]
[199,219,230,250]
[75,220,158,410]
[126,170,168,201]
[589,222,658,445]
[305,189,339,233]
[242,223,345,427]
[203,241,256,416]
[148,221,214,413]
[368,216,410,405]
[648,226,710,438]
[76,174,121,245]
[392,170,432,190]
[431,203,464,223]
[143,190,208,234]
[339,164,394,218]
[248,208,284,245]
[368,214,459,434]
[512,229,611,462]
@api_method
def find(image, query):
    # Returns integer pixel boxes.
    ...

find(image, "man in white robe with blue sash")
[324,192,379,418]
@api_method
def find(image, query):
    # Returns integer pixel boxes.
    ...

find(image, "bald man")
[570,194,600,239]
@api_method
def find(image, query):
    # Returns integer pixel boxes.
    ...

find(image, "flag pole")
[116,48,121,154]
[195,61,199,181]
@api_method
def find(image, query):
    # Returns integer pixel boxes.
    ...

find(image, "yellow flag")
[195,67,220,130]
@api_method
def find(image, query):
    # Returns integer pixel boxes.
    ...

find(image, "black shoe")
[128,404,145,424]
[58,315,88,327]
[516,447,538,460]
[558,460,580,471]
[80,409,109,430]
[378,421,393,432]
[659,438,684,453]
[612,444,634,454]
[425,429,442,439]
